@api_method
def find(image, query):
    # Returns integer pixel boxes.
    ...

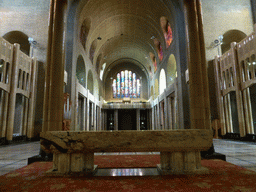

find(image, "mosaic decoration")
[158,45,163,61]
[80,20,89,49]
[165,24,173,48]
[113,71,141,98]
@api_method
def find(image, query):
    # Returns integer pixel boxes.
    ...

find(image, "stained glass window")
[165,24,173,48]
[113,70,141,98]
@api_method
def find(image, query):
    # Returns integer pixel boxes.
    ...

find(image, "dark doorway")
[107,110,114,130]
[118,109,136,130]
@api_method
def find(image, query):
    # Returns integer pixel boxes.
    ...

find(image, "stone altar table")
[40,130,212,176]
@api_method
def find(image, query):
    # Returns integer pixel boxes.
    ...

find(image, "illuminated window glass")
[160,16,173,48]
[113,70,141,98]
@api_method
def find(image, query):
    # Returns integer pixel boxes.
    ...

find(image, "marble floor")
[0,139,256,176]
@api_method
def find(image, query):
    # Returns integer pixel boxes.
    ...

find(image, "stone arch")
[89,39,97,64]
[221,30,247,54]
[87,70,94,94]
[76,55,86,87]
[160,16,173,48]
[80,18,91,50]
[159,68,166,95]
[167,54,177,87]
[3,31,30,55]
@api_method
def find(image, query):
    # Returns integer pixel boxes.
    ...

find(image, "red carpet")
[0,155,256,192]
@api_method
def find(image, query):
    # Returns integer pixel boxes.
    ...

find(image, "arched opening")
[76,55,86,87]
[160,16,173,48]
[221,30,247,54]
[89,39,97,64]
[87,70,94,94]
[159,68,166,95]
[3,31,30,55]
[80,18,91,50]
[167,54,177,86]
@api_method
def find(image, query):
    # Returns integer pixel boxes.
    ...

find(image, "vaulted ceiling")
[78,0,173,79]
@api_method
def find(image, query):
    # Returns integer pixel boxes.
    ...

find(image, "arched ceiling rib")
[78,0,173,77]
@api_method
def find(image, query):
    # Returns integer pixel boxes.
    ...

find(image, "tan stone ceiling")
[78,0,172,77]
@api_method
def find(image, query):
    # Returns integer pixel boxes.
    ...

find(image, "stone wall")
[0,0,50,138]
[0,0,50,63]
[201,0,254,120]
[201,0,254,61]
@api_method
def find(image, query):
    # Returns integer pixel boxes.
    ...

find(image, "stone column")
[27,59,38,138]
[196,0,211,130]
[83,97,86,131]
[184,0,206,129]
[136,109,140,130]
[1,92,9,138]
[167,96,172,130]
[22,98,29,136]
[232,52,246,137]
[164,90,168,130]
[43,0,67,132]
[114,109,118,130]
[151,105,155,130]
[6,43,20,141]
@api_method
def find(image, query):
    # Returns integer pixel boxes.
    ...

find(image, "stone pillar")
[114,109,118,130]
[1,92,9,138]
[6,43,20,141]
[232,54,246,137]
[164,90,168,130]
[0,91,4,135]
[86,92,90,131]
[167,96,172,130]
[22,98,29,136]
[83,97,86,131]
[43,0,67,132]
[27,59,38,138]
[136,109,140,130]
[151,105,155,130]
[184,0,206,129]
[196,0,211,130]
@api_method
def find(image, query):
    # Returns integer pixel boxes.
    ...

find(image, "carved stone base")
[45,152,98,176]
[157,151,210,175]
[40,130,213,176]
